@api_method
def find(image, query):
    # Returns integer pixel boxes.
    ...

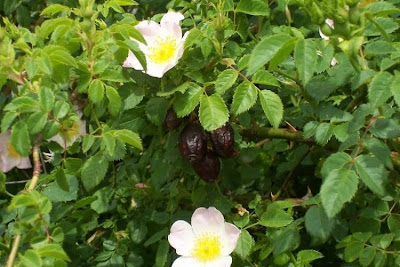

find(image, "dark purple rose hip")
[164,108,182,129]
[210,123,238,158]
[192,150,220,182]
[179,123,207,163]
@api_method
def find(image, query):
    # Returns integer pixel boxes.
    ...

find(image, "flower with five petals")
[123,11,188,78]
[168,207,241,267]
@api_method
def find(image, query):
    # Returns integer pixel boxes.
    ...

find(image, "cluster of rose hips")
[164,109,238,183]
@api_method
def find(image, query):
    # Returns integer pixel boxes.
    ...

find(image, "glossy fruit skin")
[210,123,238,158]
[164,109,182,129]
[179,123,207,163]
[192,150,220,183]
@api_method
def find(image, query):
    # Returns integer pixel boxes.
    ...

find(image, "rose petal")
[209,256,232,267]
[171,256,202,267]
[161,11,184,27]
[79,120,87,136]
[136,20,162,44]
[48,134,68,149]
[221,223,240,255]
[0,132,11,153]
[16,157,32,170]
[0,154,19,173]
[145,59,171,78]
[191,207,225,236]
[123,50,144,70]
[168,220,195,256]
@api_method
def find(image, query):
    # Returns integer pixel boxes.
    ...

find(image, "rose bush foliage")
[1,0,400,266]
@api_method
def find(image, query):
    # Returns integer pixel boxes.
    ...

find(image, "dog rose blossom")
[0,131,32,173]
[168,207,240,267]
[123,11,188,78]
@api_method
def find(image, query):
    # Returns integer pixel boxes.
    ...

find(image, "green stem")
[243,222,260,230]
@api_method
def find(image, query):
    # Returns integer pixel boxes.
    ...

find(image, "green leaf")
[81,155,109,191]
[82,135,95,153]
[199,94,229,131]
[215,69,238,95]
[355,155,387,196]
[234,230,254,259]
[369,233,394,249]
[231,82,258,116]
[11,121,31,156]
[145,98,169,126]
[294,39,317,85]
[27,111,47,135]
[344,242,364,262]
[236,0,269,16]
[321,168,359,218]
[273,226,300,255]
[391,73,400,108]
[1,111,18,132]
[252,70,279,87]
[359,247,376,266]
[53,101,70,120]
[110,129,142,150]
[368,71,393,109]
[103,132,116,156]
[123,87,145,110]
[173,83,203,117]
[20,249,42,267]
[258,90,283,128]
[37,244,70,261]
[248,34,293,75]
[116,0,138,5]
[370,118,400,139]
[41,4,70,16]
[55,168,70,192]
[259,208,293,228]
[268,38,297,71]
[44,46,77,68]
[363,138,393,169]
[144,228,168,247]
[155,240,169,267]
[88,79,105,104]
[315,122,334,146]
[297,250,324,263]
[321,152,352,179]
[39,87,55,112]
[105,86,122,116]
[184,29,202,50]
[305,206,334,241]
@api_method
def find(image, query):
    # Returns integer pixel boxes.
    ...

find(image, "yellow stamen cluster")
[7,143,20,158]
[192,233,222,262]
[148,35,177,64]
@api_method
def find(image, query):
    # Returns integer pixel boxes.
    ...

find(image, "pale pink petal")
[79,120,86,136]
[0,132,11,152]
[136,20,161,44]
[209,256,232,267]
[171,257,202,267]
[191,207,225,236]
[0,155,19,173]
[161,11,184,27]
[160,11,184,40]
[16,157,32,170]
[319,19,334,41]
[221,223,240,255]
[168,220,195,256]
[48,134,68,149]
[331,57,338,66]
[145,60,171,78]
[177,31,189,58]
[123,50,144,70]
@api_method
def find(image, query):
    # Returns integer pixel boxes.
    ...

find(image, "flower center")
[192,233,222,262]
[148,35,177,64]
[66,121,80,139]
[7,143,20,158]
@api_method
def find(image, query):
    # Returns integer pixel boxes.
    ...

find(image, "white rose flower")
[0,131,32,173]
[168,207,241,267]
[123,11,189,78]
